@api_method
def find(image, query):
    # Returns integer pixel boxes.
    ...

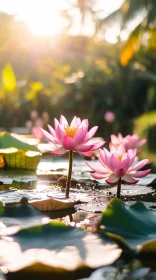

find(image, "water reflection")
[79,259,156,279]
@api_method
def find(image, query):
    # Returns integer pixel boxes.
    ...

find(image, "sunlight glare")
[19,0,67,36]
[0,0,125,40]
[105,27,120,44]
[1,0,67,36]
[25,13,65,36]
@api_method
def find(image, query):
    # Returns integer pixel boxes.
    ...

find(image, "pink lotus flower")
[41,115,105,157]
[30,109,38,120]
[110,133,146,152]
[104,111,115,123]
[25,120,32,128]
[87,144,151,185]
[32,127,44,139]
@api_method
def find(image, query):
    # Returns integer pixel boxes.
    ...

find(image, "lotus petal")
[122,174,138,184]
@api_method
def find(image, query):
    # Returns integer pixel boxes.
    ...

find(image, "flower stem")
[66,150,73,199]
[117,177,121,198]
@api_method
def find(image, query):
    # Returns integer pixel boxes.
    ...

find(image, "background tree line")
[0,0,155,142]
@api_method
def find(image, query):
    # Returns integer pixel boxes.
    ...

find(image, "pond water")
[0,154,156,280]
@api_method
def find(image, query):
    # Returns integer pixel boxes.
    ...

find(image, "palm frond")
[95,9,121,33]
[60,10,73,30]
[147,8,156,25]
[148,28,156,49]
[120,23,142,66]
[122,0,148,23]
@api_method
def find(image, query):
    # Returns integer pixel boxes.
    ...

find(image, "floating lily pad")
[0,197,48,230]
[30,197,78,211]
[0,221,122,280]
[97,198,156,248]
[5,194,82,211]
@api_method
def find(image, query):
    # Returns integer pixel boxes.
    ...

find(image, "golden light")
[26,16,64,36]
[105,27,120,44]
[1,0,67,36]
[0,0,125,41]
[21,2,66,36]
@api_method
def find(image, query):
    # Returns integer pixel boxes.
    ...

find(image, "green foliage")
[133,111,156,167]
[95,0,156,65]
[120,23,141,66]
[0,11,155,144]
[30,82,43,91]
[1,64,16,91]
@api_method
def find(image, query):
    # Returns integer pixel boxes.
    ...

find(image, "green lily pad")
[137,239,156,270]
[0,197,48,230]
[0,131,41,170]
[97,198,156,248]
[138,239,156,254]
[0,132,39,152]
[0,221,122,280]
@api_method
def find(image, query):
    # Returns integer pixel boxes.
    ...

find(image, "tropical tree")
[96,0,156,66]
[66,0,99,33]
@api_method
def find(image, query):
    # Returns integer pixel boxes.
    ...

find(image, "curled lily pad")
[0,148,41,170]
[0,131,39,152]
[0,131,41,170]
[138,239,156,254]
[97,198,156,248]
[0,221,122,280]
[30,197,78,211]
[137,239,156,270]
[6,196,80,212]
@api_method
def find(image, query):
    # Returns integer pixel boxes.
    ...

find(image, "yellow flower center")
[118,154,123,161]
[64,126,78,138]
